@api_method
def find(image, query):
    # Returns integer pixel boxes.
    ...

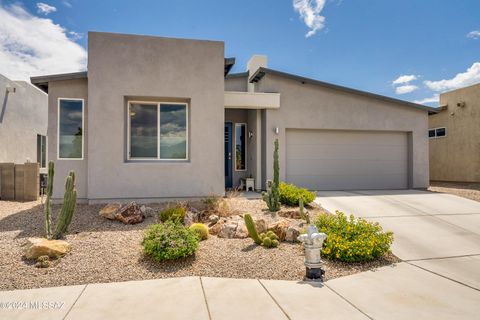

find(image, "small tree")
[262,139,280,212]
[44,161,77,240]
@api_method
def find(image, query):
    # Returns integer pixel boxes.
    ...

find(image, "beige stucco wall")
[86,32,225,201]
[256,73,430,189]
[47,78,88,201]
[0,74,47,167]
[429,83,480,182]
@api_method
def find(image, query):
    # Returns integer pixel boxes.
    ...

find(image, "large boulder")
[209,218,226,235]
[99,203,122,220]
[24,238,71,260]
[268,219,290,241]
[115,202,144,224]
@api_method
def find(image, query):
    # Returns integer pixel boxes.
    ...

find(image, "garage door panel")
[287,144,406,161]
[286,173,407,191]
[286,159,407,176]
[287,130,406,146]
[286,129,408,190]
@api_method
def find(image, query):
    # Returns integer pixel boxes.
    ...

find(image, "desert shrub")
[314,211,393,263]
[279,182,316,206]
[189,223,209,240]
[159,204,186,223]
[142,221,199,261]
[202,195,220,212]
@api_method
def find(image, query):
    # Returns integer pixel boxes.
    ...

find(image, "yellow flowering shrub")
[314,211,393,263]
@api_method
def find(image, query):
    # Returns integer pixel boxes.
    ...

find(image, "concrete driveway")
[316,189,480,290]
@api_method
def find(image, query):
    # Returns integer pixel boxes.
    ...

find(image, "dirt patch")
[429,181,480,202]
[0,198,398,290]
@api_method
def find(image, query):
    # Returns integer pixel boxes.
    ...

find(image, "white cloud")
[293,0,326,38]
[36,2,56,15]
[395,85,418,95]
[0,4,87,80]
[392,74,417,85]
[467,30,480,39]
[68,31,83,40]
[414,94,439,105]
[424,62,480,91]
[62,1,72,8]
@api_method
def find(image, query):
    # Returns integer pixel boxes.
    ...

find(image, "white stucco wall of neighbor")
[0,74,47,166]
[256,74,430,190]
[86,32,225,201]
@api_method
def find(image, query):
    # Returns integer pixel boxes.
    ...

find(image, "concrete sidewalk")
[1,267,479,320]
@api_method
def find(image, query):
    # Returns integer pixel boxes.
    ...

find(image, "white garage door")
[286,129,408,190]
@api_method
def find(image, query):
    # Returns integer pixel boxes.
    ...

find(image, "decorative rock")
[140,205,155,218]
[208,219,226,235]
[234,221,248,239]
[208,214,219,226]
[285,226,302,242]
[268,219,290,241]
[115,202,144,224]
[99,203,122,220]
[24,238,71,260]
[218,223,238,238]
[254,219,267,234]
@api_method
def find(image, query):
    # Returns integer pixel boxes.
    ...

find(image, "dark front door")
[224,122,233,188]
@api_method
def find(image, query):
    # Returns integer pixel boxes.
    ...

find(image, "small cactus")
[259,231,279,248]
[244,214,262,245]
[44,161,54,239]
[262,139,280,212]
[299,198,310,224]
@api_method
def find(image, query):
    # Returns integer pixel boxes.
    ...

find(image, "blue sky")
[0,0,479,106]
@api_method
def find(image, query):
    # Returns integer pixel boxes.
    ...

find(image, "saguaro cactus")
[262,139,280,212]
[53,171,77,239]
[44,161,54,239]
[43,161,77,240]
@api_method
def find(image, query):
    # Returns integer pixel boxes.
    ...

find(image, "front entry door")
[224,122,233,188]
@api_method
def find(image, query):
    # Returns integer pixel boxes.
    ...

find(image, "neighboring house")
[0,73,48,171]
[31,32,434,203]
[428,83,480,182]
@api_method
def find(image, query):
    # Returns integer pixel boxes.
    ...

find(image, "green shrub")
[278,182,316,206]
[314,211,393,263]
[189,223,209,240]
[159,205,186,223]
[142,221,199,261]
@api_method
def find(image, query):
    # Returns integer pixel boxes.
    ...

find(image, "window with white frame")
[428,127,447,139]
[58,99,84,159]
[235,123,246,171]
[128,102,188,160]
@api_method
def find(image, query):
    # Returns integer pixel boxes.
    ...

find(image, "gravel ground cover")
[429,181,480,202]
[0,198,399,290]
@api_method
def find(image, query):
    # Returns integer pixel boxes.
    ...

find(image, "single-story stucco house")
[30,31,436,203]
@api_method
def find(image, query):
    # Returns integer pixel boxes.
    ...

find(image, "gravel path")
[0,199,398,291]
[429,181,480,202]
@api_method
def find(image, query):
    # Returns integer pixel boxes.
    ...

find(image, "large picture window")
[128,101,188,160]
[58,99,83,159]
[235,123,246,171]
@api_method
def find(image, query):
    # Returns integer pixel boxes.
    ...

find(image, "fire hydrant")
[298,224,327,281]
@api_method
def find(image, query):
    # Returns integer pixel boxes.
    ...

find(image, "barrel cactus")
[259,231,279,248]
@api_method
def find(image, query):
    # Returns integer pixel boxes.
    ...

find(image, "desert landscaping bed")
[0,197,399,291]
[429,181,480,202]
